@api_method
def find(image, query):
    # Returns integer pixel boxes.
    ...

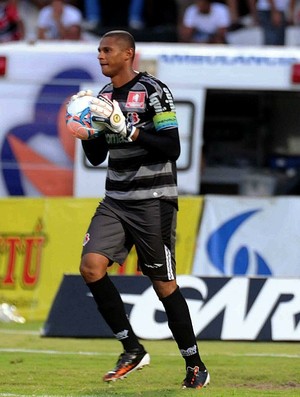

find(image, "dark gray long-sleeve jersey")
[82,72,181,208]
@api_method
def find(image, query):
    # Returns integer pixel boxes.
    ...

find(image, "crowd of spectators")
[0,0,24,43]
[36,0,82,40]
[1,0,300,45]
[255,0,296,45]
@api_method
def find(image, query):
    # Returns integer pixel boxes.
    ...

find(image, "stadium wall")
[0,195,300,342]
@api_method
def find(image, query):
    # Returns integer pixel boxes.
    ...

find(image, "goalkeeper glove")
[90,95,136,141]
[70,89,94,102]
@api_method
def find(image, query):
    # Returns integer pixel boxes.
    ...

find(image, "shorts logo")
[144,263,163,268]
[126,91,145,108]
[83,232,90,246]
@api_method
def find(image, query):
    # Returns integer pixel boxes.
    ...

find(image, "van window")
[200,90,300,196]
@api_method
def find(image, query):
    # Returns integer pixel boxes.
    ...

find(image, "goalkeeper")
[68,30,210,389]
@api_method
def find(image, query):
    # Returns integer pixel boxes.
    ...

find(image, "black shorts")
[82,196,177,281]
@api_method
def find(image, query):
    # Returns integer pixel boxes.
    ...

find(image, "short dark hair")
[102,30,136,52]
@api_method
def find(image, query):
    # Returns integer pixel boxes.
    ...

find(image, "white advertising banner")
[192,195,300,277]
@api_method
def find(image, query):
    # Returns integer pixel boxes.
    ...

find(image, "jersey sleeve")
[136,78,181,161]
[147,79,178,132]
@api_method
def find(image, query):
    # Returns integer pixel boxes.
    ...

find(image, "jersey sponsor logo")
[149,92,164,113]
[126,91,145,108]
[106,132,128,144]
[163,87,176,111]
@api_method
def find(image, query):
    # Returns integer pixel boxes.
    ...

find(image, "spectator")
[0,0,25,42]
[140,0,178,41]
[37,0,82,40]
[89,0,178,42]
[250,0,296,45]
[86,0,145,31]
[180,0,231,44]
[82,0,101,29]
[96,0,130,30]
[216,0,257,30]
[29,0,47,9]
[128,0,145,29]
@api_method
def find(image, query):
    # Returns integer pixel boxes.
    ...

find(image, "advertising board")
[44,274,300,341]
[0,196,203,320]
[193,195,300,277]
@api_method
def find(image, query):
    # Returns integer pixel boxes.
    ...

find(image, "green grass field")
[0,321,299,397]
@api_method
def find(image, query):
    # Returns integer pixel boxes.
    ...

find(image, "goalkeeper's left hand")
[70,89,94,102]
[90,95,136,141]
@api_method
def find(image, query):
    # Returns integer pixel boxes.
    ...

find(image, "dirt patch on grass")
[235,382,300,390]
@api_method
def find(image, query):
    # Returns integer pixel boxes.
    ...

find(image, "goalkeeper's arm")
[134,127,181,161]
[82,134,108,166]
[89,95,180,160]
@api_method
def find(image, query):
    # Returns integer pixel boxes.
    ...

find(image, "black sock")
[87,274,144,353]
[160,287,206,370]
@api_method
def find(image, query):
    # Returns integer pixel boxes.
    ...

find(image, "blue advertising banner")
[193,195,300,277]
[43,275,300,341]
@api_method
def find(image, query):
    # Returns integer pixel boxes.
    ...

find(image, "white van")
[1,41,300,197]
[75,43,300,197]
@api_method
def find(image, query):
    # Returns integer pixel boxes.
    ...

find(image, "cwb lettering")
[121,275,300,341]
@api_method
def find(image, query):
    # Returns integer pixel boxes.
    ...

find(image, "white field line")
[0,395,101,397]
[0,348,113,356]
[240,352,300,358]
[0,329,40,335]
[0,347,299,359]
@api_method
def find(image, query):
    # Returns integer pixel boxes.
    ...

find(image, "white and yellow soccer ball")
[66,95,103,140]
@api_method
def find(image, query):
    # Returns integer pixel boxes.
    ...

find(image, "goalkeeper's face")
[97,36,134,79]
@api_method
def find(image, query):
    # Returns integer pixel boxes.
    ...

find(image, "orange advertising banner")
[0,197,203,320]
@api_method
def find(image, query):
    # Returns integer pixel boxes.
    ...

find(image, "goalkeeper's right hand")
[90,95,136,141]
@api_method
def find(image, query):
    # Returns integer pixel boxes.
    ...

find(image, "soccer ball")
[66,95,101,140]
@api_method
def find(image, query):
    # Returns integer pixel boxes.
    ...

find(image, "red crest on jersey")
[126,92,145,108]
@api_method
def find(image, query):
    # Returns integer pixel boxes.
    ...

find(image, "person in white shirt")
[37,0,82,40]
[180,0,231,44]
[250,0,296,45]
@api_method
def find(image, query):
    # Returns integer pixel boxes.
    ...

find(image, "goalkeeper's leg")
[80,253,149,381]
[153,280,209,388]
